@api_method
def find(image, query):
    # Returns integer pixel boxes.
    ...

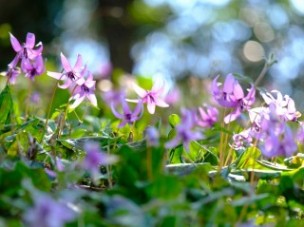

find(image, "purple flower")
[212,74,244,108]
[111,98,143,128]
[260,124,297,158]
[10,32,43,64]
[82,142,118,179]
[232,129,254,150]
[130,82,169,114]
[47,53,84,89]
[102,90,125,107]
[0,56,20,84]
[69,73,97,109]
[296,122,304,143]
[165,109,203,151]
[30,92,41,104]
[145,126,160,147]
[164,88,180,105]
[24,194,76,227]
[45,157,65,178]
[22,55,45,80]
[196,105,218,128]
[212,74,255,123]
[261,90,300,122]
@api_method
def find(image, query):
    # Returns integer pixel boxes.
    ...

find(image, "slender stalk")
[106,143,113,188]
[41,82,58,143]
[147,145,153,180]
[24,79,33,120]
[254,61,268,87]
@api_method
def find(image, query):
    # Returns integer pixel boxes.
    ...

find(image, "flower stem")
[41,82,58,143]
[254,61,268,87]
[147,145,153,180]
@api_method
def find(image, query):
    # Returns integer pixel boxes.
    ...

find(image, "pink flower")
[130,82,169,114]
[196,105,218,128]
[82,142,118,180]
[69,73,97,109]
[111,97,143,128]
[165,109,203,151]
[47,53,84,89]
[10,32,43,63]
[261,90,300,122]
[212,74,255,123]
[22,55,45,80]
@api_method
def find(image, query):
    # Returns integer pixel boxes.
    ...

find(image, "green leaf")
[0,86,13,127]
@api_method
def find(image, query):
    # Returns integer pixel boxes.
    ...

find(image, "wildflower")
[261,90,300,122]
[0,56,20,84]
[30,92,41,104]
[82,142,118,179]
[102,90,125,107]
[10,32,43,64]
[47,53,84,89]
[232,129,254,150]
[45,157,65,178]
[165,109,203,151]
[24,194,76,227]
[296,121,304,143]
[164,88,180,105]
[130,81,169,114]
[196,105,218,128]
[260,124,297,158]
[22,55,45,80]
[145,126,160,147]
[69,73,97,109]
[212,74,255,123]
[111,98,143,128]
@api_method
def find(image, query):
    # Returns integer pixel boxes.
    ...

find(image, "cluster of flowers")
[212,74,301,158]
[1,33,44,84]
[2,31,303,227]
[47,53,97,109]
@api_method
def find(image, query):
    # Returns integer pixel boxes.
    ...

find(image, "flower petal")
[147,100,156,114]
[69,96,85,109]
[9,33,22,52]
[73,54,83,72]
[60,53,72,72]
[133,83,147,98]
[223,74,235,93]
[155,98,169,107]
[47,71,63,80]
[87,94,97,107]
[25,32,35,48]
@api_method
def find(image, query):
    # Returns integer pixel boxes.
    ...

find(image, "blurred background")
[1,0,304,107]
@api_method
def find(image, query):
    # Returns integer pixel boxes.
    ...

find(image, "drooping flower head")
[212,74,255,123]
[24,194,76,227]
[111,97,143,128]
[196,104,219,128]
[130,80,169,114]
[102,89,125,107]
[261,90,301,122]
[82,142,118,180]
[145,126,160,147]
[2,32,44,84]
[165,109,203,151]
[22,55,45,80]
[47,53,84,89]
[10,32,43,64]
[1,56,21,84]
[69,72,97,110]
[260,124,297,158]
